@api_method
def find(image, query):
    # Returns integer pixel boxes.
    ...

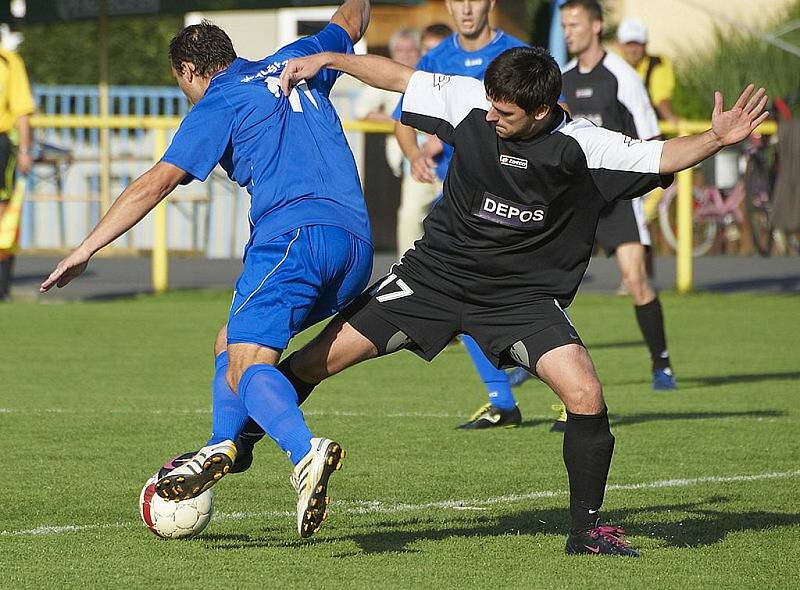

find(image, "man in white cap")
[617,17,678,124]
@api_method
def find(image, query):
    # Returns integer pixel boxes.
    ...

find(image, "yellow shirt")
[635,54,675,110]
[0,49,34,134]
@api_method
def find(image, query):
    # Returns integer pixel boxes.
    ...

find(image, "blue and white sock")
[207,352,250,445]
[462,335,517,411]
[238,363,313,465]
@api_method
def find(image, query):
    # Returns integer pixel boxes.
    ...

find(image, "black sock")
[235,353,318,447]
[277,352,318,406]
[563,408,615,534]
[0,255,14,300]
[635,297,670,371]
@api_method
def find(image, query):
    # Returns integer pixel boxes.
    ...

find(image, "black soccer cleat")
[457,403,522,430]
[565,523,640,557]
[155,440,236,501]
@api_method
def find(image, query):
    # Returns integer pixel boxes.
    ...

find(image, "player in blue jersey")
[40,0,373,539]
[392,0,529,430]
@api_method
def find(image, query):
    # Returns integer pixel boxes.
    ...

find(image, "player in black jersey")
[277,47,768,556]
[561,0,677,395]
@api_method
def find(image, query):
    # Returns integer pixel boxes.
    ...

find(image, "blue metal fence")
[23,83,365,257]
[23,85,196,251]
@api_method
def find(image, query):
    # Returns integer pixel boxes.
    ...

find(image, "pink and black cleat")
[565,523,640,557]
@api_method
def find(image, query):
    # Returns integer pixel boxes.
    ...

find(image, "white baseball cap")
[617,18,648,44]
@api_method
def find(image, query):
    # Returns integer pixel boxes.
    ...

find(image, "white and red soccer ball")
[139,452,213,539]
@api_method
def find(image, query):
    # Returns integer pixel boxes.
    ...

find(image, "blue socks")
[462,335,517,411]
[207,352,250,445]
[238,363,313,465]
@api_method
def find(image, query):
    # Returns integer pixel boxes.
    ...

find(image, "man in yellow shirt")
[617,17,678,124]
[0,46,34,301]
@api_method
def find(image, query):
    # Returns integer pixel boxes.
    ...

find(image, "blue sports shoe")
[652,368,677,391]
[507,367,533,387]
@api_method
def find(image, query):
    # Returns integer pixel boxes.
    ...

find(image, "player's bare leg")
[535,344,639,557]
[616,243,676,390]
[288,314,379,384]
[615,243,654,305]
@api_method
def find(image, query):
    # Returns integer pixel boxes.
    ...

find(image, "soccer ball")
[139,452,214,539]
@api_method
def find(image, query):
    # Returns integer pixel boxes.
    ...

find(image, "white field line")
[1,407,789,422]
[2,469,798,538]
[0,407,553,420]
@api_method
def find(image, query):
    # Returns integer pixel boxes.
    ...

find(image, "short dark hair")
[422,23,453,41]
[560,0,604,21]
[169,20,236,76]
[484,47,562,114]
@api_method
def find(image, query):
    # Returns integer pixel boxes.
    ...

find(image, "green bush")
[19,15,182,86]
[673,2,800,119]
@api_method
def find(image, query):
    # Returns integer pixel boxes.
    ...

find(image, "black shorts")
[595,197,650,255]
[342,266,584,372]
[0,133,15,203]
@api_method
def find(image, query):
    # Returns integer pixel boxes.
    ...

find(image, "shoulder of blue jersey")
[497,31,529,49]
[418,34,458,66]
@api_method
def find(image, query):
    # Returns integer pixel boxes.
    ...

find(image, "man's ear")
[592,19,603,38]
[179,61,196,80]
[534,104,551,121]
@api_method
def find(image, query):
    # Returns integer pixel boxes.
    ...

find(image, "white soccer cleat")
[155,440,237,502]
[290,437,345,538]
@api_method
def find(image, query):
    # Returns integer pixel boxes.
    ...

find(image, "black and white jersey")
[399,71,671,308]
[561,52,659,140]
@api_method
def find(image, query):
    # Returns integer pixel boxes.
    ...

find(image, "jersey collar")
[452,29,505,53]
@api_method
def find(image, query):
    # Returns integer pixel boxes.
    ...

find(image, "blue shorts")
[227,225,373,350]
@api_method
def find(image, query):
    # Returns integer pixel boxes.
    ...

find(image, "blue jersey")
[393,30,528,180]
[162,23,371,245]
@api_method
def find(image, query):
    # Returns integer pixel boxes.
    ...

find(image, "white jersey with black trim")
[562,52,660,140]
[398,71,672,307]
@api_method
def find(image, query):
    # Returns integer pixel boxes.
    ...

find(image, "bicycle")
[654,134,777,257]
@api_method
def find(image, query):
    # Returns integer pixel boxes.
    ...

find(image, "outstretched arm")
[40,162,186,292]
[281,52,414,97]
[330,0,370,45]
[660,84,768,174]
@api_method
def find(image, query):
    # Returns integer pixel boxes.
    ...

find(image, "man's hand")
[40,246,91,292]
[16,151,33,175]
[711,84,769,147]
[280,54,331,97]
[660,84,770,174]
[421,135,444,159]
[409,152,437,184]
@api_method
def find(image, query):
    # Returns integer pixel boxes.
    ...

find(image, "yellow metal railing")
[28,115,778,295]
[659,120,777,293]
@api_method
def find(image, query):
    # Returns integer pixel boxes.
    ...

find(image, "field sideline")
[1,291,798,588]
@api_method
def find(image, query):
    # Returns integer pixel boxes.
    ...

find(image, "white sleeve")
[400,71,489,144]
[560,119,671,201]
[618,71,660,139]
[604,54,660,139]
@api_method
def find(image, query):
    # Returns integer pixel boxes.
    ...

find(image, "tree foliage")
[18,15,183,86]
[673,2,800,119]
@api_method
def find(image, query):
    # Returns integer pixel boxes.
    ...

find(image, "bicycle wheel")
[658,184,717,257]
[743,154,774,257]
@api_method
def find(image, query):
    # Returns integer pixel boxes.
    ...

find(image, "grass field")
[1,290,798,588]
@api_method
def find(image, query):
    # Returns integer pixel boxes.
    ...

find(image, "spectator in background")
[0,44,34,301]
[354,28,421,180]
[393,23,451,255]
[393,0,529,431]
[560,0,677,396]
[617,17,678,125]
[421,23,453,54]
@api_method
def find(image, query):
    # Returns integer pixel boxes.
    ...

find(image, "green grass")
[1,291,798,588]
